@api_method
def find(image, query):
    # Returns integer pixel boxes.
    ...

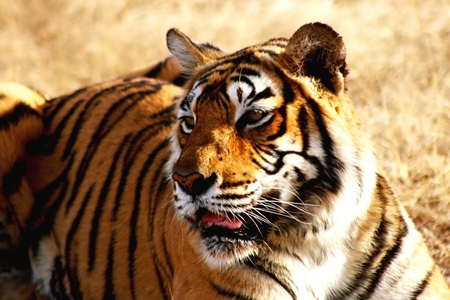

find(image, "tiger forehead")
[184,66,281,111]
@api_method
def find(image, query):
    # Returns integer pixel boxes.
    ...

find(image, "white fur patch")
[30,233,61,297]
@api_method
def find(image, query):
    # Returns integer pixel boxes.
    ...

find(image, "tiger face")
[167,24,370,267]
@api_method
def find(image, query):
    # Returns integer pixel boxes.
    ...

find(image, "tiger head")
[166,23,375,267]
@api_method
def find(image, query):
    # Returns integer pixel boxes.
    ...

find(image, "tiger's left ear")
[167,28,224,75]
[281,22,348,94]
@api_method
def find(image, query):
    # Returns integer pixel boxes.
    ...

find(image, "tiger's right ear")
[166,28,224,74]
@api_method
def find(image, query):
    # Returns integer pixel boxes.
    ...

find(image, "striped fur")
[26,78,183,299]
[0,83,48,300]
[2,23,449,299]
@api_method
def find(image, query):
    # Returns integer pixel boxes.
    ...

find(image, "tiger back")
[6,23,450,299]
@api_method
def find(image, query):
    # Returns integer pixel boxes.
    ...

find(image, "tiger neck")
[252,144,378,297]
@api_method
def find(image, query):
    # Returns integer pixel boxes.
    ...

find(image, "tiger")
[1,22,449,299]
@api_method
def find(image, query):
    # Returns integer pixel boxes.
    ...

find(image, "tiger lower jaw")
[200,234,260,268]
[185,208,269,267]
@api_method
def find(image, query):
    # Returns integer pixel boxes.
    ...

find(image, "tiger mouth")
[190,208,270,242]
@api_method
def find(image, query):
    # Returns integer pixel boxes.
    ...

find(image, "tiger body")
[25,78,183,299]
[1,23,449,299]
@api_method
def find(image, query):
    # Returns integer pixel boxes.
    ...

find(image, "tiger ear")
[166,28,224,75]
[281,22,348,94]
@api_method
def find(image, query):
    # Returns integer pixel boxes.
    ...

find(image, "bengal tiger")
[1,22,449,299]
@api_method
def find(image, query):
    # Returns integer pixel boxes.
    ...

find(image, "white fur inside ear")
[166,28,202,73]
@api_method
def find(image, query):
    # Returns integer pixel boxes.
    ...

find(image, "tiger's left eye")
[236,109,270,130]
[248,110,264,122]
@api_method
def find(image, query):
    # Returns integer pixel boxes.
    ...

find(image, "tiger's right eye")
[180,116,195,134]
[184,117,195,128]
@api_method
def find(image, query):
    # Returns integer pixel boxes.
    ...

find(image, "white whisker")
[253,203,313,226]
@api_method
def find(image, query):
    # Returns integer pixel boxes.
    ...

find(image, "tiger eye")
[248,110,264,121]
[185,117,195,127]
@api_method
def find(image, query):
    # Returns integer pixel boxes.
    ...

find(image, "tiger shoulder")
[1,22,449,299]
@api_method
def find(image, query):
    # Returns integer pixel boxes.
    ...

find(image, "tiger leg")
[0,82,48,299]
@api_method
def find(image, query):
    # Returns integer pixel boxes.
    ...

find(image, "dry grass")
[1,0,449,283]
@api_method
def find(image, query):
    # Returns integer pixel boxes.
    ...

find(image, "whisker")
[253,204,313,226]
[246,209,279,230]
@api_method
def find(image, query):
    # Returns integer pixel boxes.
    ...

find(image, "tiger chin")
[2,23,449,299]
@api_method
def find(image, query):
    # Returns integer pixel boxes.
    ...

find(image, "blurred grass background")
[1,0,449,283]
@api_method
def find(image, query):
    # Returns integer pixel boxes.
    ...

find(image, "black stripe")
[3,160,26,198]
[219,85,231,112]
[111,125,153,222]
[210,281,257,300]
[359,215,409,299]
[264,39,289,48]
[61,96,100,160]
[28,100,84,156]
[329,181,390,299]
[305,98,343,193]
[247,87,275,106]
[148,158,173,299]
[293,166,306,183]
[195,68,229,89]
[199,42,222,52]
[251,156,276,175]
[251,146,305,176]
[172,75,187,87]
[256,49,280,57]
[179,95,192,111]
[88,134,131,271]
[50,256,71,300]
[62,81,144,160]
[111,107,175,222]
[103,233,116,299]
[128,138,171,300]
[0,102,41,130]
[247,258,297,299]
[44,87,87,127]
[251,144,280,174]
[65,185,94,300]
[278,68,296,104]
[29,153,75,250]
[71,253,82,300]
[198,57,244,80]
[213,189,257,200]
[143,61,164,78]
[411,267,433,299]
[298,107,309,151]
[64,85,161,213]
[159,213,174,291]
[238,67,260,78]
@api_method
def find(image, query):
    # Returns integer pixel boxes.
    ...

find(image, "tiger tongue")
[201,212,243,230]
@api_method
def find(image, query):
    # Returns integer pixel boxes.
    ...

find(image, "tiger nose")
[172,172,217,196]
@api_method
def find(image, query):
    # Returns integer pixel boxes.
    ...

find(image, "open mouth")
[190,208,271,242]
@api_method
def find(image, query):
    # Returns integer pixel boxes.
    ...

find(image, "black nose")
[172,172,217,196]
